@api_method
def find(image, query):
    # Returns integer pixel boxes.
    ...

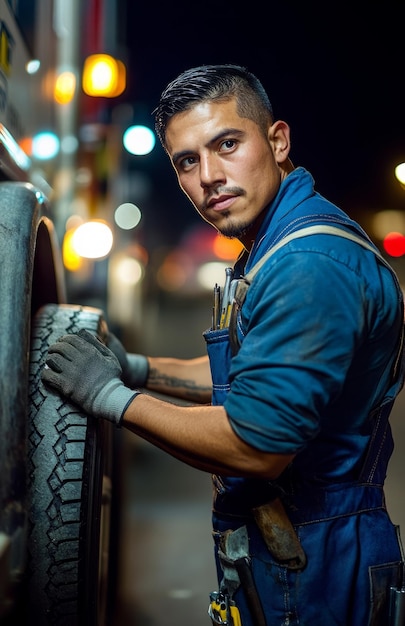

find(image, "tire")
[0,182,67,625]
[27,303,116,626]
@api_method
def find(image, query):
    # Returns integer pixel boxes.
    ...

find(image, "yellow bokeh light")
[63,228,83,271]
[395,162,405,186]
[213,233,244,260]
[82,54,126,97]
[54,71,76,104]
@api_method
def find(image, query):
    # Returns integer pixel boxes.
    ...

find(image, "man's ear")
[268,120,291,163]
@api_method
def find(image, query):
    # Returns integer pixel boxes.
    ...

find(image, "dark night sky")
[121,2,405,246]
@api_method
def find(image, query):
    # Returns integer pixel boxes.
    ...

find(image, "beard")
[202,186,254,240]
[216,212,256,240]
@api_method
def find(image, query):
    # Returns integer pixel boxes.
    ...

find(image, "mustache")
[202,186,245,211]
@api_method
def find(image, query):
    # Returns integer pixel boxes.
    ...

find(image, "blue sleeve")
[224,248,370,453]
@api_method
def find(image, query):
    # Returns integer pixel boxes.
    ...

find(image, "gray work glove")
[41,328,139,426]
[106,332,149,389]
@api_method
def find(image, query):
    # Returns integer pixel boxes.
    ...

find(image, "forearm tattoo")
[148,366,211,402]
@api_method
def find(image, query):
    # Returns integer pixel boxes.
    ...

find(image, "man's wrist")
[118,390,141,426]
[93,378,140,425]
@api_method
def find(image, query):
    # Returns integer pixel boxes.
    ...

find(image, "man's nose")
[199,154,225,188]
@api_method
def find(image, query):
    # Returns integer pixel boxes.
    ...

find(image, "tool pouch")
[252,497,307,570]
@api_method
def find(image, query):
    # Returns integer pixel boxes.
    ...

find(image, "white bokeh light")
[123,125,155,155]
[32,132,60,160]
[72,221,113,259]
[115,257,143,286]
[197,261,229,290]
[114,202,142,230]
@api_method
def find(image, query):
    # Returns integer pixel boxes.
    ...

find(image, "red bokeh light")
[383,232,405,257]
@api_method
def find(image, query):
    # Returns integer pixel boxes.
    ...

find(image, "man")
[42,65,405,625]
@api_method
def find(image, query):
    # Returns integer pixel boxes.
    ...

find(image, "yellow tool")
[208,591,242,626]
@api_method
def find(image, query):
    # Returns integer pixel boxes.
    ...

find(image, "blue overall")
[203,168,405,626]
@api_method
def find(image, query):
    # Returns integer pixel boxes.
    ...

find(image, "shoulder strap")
[244,224,389,285]
[229,225,403,361]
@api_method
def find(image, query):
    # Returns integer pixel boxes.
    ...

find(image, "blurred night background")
[6,1,405,623]
[14,1,405,338]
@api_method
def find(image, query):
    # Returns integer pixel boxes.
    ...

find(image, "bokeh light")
[54,70,76,104]
[32,132,60,160]
[62,227,83,271]
[123,125,155,155]
[394,163,405,185]
[115,257,144,286]
[72,221,113,259]
[197,261,230,290]
[114,202,142,230]
[383,232,405,257]
[212,233,244,260]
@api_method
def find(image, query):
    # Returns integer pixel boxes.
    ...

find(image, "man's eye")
[220,139,236,151]
[180,156,196,169]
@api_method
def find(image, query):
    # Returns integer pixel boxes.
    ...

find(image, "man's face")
[165,98,285,246]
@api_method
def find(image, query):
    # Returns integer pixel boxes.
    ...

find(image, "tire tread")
[27,304,108,625]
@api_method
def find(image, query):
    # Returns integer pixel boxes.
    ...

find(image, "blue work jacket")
[204,167,405,626]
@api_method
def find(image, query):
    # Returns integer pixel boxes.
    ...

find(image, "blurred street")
[113,435,216,626]
[111,292,217,626]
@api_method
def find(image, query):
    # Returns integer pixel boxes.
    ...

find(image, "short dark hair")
[153,64,274,149]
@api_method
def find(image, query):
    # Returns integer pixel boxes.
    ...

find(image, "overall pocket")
[203,327,232,406]
[368,560,403,626]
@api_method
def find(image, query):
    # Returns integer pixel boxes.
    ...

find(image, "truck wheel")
[27,303,117,626]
